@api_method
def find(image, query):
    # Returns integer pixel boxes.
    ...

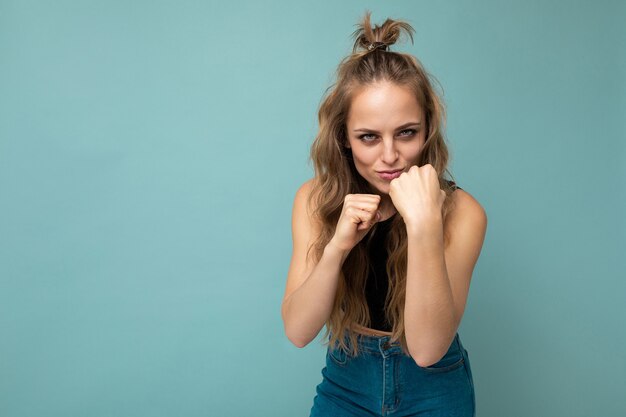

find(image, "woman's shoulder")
[292,178,322,227]
[445,184,487,229]
[293,178,318,209]
[296,177,317,193]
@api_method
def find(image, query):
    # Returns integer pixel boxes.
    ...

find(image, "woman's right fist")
[329,194,382,252]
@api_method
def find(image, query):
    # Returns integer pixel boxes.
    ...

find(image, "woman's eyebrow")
[353,122,421,133]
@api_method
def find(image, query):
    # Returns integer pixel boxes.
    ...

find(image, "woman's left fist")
[388,164,446,227]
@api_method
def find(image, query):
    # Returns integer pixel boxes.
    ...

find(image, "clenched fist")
[389,164,446,228]
[329,194,382,252]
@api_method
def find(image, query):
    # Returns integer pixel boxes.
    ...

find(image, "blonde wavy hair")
[307,11,458,356]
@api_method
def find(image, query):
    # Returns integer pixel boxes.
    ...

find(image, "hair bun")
[367,41,388,52]
[351,10,415,54]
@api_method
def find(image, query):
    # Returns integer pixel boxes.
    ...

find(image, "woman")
[281,12,487,417]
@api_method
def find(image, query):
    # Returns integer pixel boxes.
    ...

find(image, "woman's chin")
[368,182,390,196]
[360,174,390,195]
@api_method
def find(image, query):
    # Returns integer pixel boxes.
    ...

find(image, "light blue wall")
[1,1,624,416]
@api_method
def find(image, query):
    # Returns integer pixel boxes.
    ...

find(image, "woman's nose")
[381,140,398,164]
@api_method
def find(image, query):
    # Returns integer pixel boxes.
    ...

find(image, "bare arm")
[281,180,349,348]
[282,241,348,348]
[404,190,487,366]
[281,180,380,348]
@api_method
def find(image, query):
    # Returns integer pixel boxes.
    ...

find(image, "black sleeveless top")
[364,180,462,331]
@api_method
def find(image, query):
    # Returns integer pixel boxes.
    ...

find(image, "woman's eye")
[357,129,418,142]
[399,129,417,137]
[358,134,377,142]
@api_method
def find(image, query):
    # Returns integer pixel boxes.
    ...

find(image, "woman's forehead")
[348,82,424,127]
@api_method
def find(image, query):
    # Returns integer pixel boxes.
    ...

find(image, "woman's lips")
[377,170,403,181]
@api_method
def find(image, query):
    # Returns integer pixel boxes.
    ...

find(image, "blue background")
[1,1,625,416]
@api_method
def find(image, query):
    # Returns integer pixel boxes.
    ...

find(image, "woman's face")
[345,80,427,196]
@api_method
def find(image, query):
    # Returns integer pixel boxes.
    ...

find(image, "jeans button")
[382,341,390,350]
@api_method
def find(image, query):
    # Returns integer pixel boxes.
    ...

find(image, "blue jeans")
[310,331,475,416]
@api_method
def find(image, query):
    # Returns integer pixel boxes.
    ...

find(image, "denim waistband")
[332,331,461,357]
